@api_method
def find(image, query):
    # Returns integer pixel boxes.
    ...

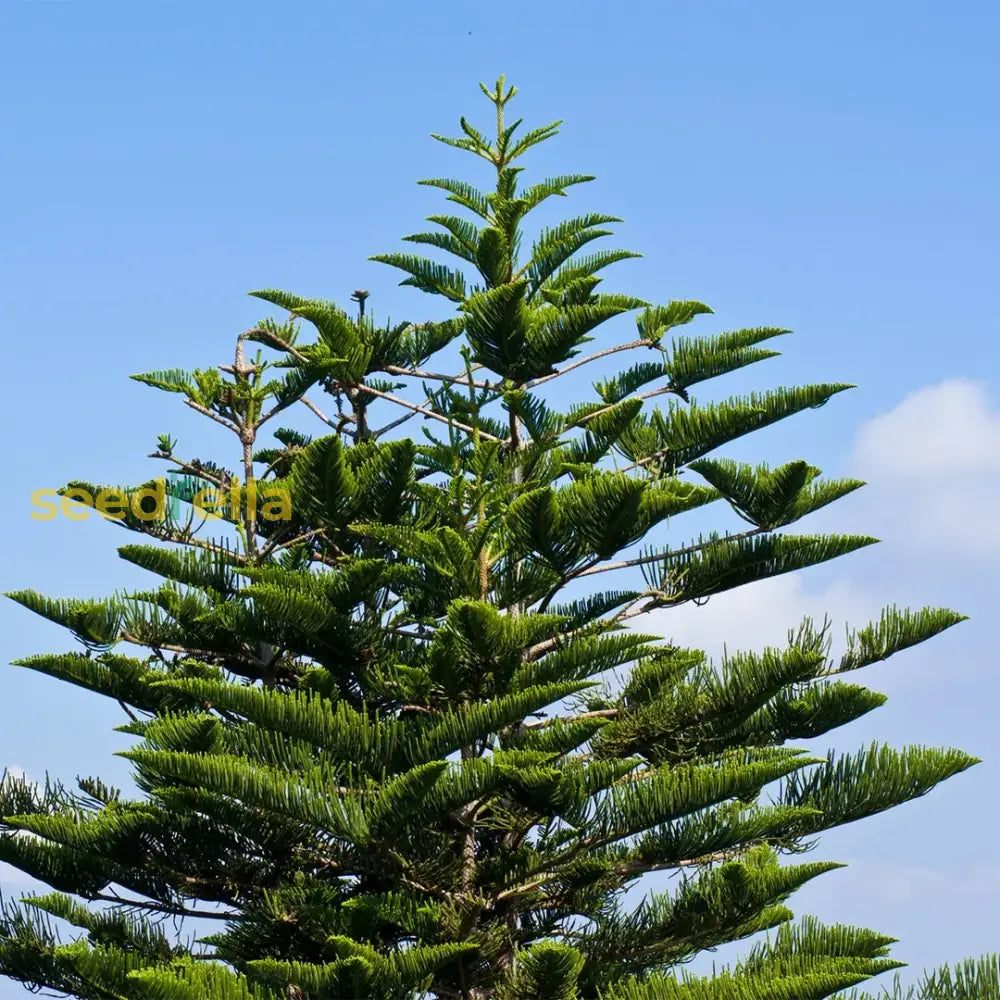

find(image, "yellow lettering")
[260,488,292,521]
[95,488,127,520]
[61,488,94,521]
[130,479,166,521]
[245,477,258,517]
[29,489,59,521]
[229,477,241,519]
[193,488,222,519]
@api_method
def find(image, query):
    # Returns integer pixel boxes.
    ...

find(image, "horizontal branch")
[87,890,239,921]
[120,631,266,670]
[351,382,504,442]
[384,365,493,390]
[146,455,228,490]
[575,526,768,579]
[525,339,656,390]
[578,383,678,426]
[372,362,486,438]
[258,527,326,561]
[521,708,619,729]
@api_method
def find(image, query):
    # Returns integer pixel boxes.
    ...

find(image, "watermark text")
[30,476,292,522]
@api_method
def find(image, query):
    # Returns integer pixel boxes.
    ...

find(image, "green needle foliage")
[1,77,994,1000]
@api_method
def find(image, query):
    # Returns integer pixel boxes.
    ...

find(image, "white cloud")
[639,378,996,662]
[848,378,1000,561]
[644,572,876,663]
[852,379,1000,478]
[628,380,998,982]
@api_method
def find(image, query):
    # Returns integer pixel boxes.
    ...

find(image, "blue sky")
[1,0,998,994]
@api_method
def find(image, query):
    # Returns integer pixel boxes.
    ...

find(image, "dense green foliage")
[1,78,995,999]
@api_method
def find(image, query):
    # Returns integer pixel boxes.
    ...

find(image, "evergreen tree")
[1,77,995,1000]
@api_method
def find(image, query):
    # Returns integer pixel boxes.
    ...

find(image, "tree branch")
[524,339,656,389]
[352,382,504,442]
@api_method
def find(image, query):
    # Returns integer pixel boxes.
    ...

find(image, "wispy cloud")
[849,378,1000,562]
[645,572,877,663]
[643,378,996,663]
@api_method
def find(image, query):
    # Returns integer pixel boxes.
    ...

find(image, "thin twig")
[352,382,504,442]
[618,448,675,475]
[146,455,228,490]
[300,396,346,429]
[258,528,325,561]
[521,708,619,729]
[248,326,310,364]
[88,891,239,921]
[183,399,239,433]
[120,632,263,669]
[372,362,487,438]
[372,408,418,438]
[576,383,678,426]
[574,526,767,580]
[385,365,493,390]
[524,339,656,389]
